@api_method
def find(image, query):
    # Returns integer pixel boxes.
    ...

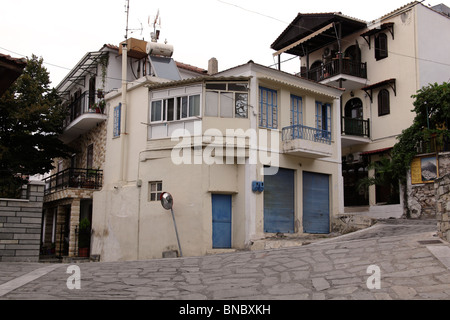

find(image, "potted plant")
[78,218,91,257]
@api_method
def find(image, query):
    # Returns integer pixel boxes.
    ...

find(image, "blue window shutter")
[113,103,121,137]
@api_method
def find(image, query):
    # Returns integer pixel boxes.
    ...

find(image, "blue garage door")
[264,168,295,233]
[303,172,330,234]
[212,194,232,248]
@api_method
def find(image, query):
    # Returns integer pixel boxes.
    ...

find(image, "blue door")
[212,194,232,248]
[303,172,330,234]
[264,168,295,233]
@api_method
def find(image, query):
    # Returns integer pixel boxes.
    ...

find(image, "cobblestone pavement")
[0,219,449,302]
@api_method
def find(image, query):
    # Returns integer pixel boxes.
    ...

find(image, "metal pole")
[170,208,183,257]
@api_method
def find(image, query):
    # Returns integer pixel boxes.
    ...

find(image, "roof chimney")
[208,57,218,75]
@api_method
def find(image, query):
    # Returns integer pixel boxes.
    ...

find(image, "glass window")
[178,96,188,119]
[206,83,227,90]
[235,93,248,118]
[113,103,121,137]
[375,33,388,60]
[259,87,277,129]
[149,181,163,202]
[189,95,200,117]
[220,92,233,118]
[151,100,162,122]
[378,89,390,116]
[205,91,219,117]
[166,98,175,122]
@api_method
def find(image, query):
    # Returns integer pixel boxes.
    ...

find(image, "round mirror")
[160,192,173,210]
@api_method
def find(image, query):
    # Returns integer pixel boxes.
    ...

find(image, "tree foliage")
[391,82,450,184]
[0,55,72,194]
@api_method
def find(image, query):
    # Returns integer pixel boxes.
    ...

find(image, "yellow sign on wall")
[411,156,438,184]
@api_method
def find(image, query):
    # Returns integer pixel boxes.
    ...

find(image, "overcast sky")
[1,0,447,86]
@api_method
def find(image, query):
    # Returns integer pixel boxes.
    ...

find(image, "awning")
[360,147,392,156]
[273,23,335,57]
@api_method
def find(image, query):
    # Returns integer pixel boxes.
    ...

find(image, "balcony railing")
[282,124,332,145]
[43,168,103,195]
[416,133,450,155]
[341,117,370,138]
[302,59,367,82]
[63,91,105,128]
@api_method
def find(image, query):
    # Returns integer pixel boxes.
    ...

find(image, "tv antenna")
[124,0,143,40]
[150,9,162,42]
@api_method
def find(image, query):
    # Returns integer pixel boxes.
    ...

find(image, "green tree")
[0,55,71,197]
[391,82,450,184]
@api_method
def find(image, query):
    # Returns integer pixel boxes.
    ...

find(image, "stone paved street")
[0,219,449,304]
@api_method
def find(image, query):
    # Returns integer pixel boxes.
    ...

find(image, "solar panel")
[148,56,181,81]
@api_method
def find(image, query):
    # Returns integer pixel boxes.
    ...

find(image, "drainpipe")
[120,41,128,182]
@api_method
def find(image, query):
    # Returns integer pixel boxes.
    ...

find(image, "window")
[205,82,249,119]
[259,87,278,129]
[316,101,332,139]
[290,95,303,126]
[150,94,200,123]
[113,103,121,137]
[149,181,163,202]
[378,89,390,116]
[87,144,94,169]
[375,33,388,60]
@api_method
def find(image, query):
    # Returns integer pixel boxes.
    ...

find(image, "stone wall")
[407,152,450,218]
[0,181,45,262]
[435,173,450,242]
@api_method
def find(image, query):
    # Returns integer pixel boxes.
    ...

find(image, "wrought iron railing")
[302,59,367,82]
[282,124,332,145]
[341,117,370,138]
[416,133,450,155]
[43,168,103,195]
[63,91,105,128]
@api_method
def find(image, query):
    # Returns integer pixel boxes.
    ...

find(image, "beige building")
[271,2,450,218]
[40,41,206,259]
[92,61,343,261]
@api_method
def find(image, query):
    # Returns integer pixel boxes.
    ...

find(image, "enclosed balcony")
[60,91,107,144]
[282,124,333,158]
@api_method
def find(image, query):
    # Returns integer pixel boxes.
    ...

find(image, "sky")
[1,0,448,87]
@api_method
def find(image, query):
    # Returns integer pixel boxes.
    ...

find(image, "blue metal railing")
[282,124,332,145]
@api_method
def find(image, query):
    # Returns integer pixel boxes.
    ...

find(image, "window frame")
[150,94,201,124]
[259,86,278,129]
[316,101,332,139]
[205,82,249,119]
[113,103,121,138]
[378,89,390,116]
[375,33,388,61]
[149,181,163,202]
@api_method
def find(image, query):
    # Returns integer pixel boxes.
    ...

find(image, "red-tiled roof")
[0,53,27,66]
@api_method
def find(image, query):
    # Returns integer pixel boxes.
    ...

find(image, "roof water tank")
[146,42,174,57]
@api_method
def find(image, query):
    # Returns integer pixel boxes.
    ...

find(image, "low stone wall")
[435,174,450,242]
[407,152,450,219]
[0,181,45,262]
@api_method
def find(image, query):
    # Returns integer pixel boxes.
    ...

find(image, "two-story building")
[271,2,450,219]
[92,60,343,262]
[40,39,207,259]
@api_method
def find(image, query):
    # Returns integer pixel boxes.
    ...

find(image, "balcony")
[302,59,367,90]
[43,168,103,195]
[60,91,107,144]
[341,117,371,147]
[282,125,333,158]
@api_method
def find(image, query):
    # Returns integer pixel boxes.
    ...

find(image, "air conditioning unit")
[346,152,361,163]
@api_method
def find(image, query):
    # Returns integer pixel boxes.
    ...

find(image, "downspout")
[120,41,128,182]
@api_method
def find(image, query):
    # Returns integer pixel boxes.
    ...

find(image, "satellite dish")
[160,192,173,210]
